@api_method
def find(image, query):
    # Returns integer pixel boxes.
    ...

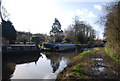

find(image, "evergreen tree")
[1,5,16,43]
[2,19,16,43]
[50,18,63,42]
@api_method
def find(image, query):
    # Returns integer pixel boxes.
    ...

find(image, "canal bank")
[56,48,120,81]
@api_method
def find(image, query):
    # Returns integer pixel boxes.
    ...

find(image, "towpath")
[56,48,120,80]
[80,48,119,79]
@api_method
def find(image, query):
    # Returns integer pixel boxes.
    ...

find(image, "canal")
[2,51,82,80]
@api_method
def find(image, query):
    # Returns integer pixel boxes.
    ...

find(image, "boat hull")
[44,43,77,52]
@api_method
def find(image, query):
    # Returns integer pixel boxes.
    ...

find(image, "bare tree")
[64,16,96,44]
[98,2,120,58]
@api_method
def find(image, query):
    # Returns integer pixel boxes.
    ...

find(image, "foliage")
[16,31,32,42]
[62,37,71,43]
[50,18,63,36]
[2,19,16,43]
[49,18,64,42]
[105,47,120,64]
[64,16,96,44]
[30,34,45,45]
[54,34,64,43]
[30,35,40,44]
[1,4,16,43]
[99,2,120,59]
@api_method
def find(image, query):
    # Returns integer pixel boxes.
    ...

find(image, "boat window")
[7,47,12,51]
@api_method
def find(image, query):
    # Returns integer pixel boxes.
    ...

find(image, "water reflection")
[45,52,62,73]
[2,52,41,80]
[2,51,81,79]
[2,63,16,81]
[45,52,77,73]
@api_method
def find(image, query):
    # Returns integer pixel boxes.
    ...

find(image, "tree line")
[98,2,120,60]
[1,16,96,45]
[64,16,96,44]
[50,16,96,44]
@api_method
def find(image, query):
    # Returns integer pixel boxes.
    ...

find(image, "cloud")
[94,4,102,11]
[43,73,56,79]
[54,0,116,2]
[76,9,85,15]
[58,8,96,30]
[76,9,96,18]
[4,0,98,35]
[91,24,104,39]
[88,11,96,18]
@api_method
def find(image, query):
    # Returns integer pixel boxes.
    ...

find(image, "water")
[2,51,80,80]
[92,67,105,72]
[92,58,103,61]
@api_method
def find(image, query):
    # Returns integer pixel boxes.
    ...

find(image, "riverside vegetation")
[1,1,120,80]
[56,48,120,81]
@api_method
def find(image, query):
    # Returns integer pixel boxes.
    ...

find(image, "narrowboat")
[2,44,40,55]
[43,43,77,52]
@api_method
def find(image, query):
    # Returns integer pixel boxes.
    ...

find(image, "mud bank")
[56,48,120,81]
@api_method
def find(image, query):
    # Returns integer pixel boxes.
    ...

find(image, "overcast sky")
[1,0,117,39]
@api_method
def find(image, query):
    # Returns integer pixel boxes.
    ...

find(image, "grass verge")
[56,48,100,80]
[104,47,120,64]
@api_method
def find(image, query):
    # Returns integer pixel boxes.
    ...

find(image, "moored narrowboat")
[43,43,77,52]
[2,44,40,55]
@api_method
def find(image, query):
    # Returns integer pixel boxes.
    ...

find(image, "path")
[82,48,119,79]
[56,48,120,80]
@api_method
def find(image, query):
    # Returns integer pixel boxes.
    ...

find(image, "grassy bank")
[56,47,119,81]
[56,48,100,81]
[104,47,120,64]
